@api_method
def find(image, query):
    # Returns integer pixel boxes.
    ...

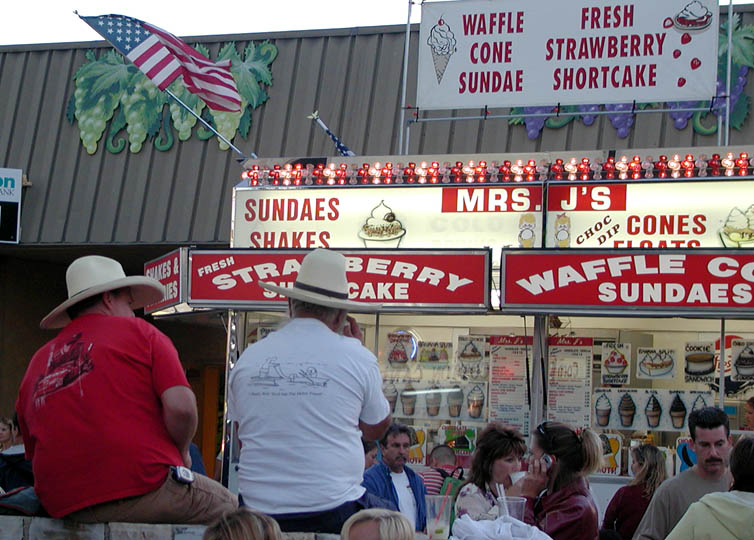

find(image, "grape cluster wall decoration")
[67,41,278,154]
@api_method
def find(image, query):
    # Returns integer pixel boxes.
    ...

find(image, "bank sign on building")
[0,168,22,244]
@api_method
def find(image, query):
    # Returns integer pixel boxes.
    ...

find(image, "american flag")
[80,14,241,112]
[308,111,356,157]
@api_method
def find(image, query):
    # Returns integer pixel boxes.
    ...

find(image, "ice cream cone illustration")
[518,213,537,248]
[400,383,417,416]
[383,381,398,413]
[554,213,571,248]
[670,394,687,428]
[427,18,457,84]
[720,206,754,247]
[448,385,464,417]
[595,393,611,427]
[358,201,406,248]
[645,394,662,428]
[619,393,636,427]
[691,394,707,412]
[426,385,442,416]
[467,384,485,418]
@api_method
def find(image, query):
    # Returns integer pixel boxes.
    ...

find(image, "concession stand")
[146,148,754,509]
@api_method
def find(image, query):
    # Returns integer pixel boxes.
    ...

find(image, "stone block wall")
[0,517,344,540]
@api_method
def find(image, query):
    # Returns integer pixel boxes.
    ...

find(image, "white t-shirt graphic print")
[228,317,389,514]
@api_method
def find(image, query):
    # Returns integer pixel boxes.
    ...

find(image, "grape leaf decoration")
[68,40,278,154]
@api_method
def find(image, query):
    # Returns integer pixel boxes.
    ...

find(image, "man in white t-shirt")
[228,249,393,534]
[363,423,428,531]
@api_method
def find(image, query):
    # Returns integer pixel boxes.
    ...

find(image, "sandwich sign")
[0,168,22,244]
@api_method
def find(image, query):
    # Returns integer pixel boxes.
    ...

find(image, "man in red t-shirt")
[16,256,237,523]
[419,444,463,495]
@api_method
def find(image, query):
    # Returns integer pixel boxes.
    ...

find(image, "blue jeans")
[239,491,396,533]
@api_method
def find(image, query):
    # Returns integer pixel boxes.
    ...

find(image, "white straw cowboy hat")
[258,249,380,312]
[40,255,165,329]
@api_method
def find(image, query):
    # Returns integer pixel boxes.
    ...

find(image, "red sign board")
[189,249,491,311]
[144,249,184,314]
[501,249,754,317]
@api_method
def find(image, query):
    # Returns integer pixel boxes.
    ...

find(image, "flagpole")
[165,89,256,159]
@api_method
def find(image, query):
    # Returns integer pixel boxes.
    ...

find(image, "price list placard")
[547,336,593,428]
[489,335,531,435]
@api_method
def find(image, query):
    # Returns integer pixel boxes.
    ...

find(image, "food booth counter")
[145,149,754,510]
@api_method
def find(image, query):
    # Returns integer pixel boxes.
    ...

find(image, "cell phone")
[171,465,195,484]
[542,454,553,470]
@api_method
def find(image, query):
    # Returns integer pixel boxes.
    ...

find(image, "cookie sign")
[684,341,715,383]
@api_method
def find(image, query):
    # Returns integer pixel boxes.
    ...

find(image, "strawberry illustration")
[691,58,701,70]
[673,49,681,59]
[677,77,687,87]
[681,33,691,45]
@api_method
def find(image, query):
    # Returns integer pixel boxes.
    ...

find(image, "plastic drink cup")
[509,471,526,484]
[501,496,526,521]
[425,495,452,539]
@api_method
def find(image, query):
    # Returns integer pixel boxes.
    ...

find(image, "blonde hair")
[534,422,602,491]
[341,509,413,540]
[629,444,667,499]
[203,508,282,540]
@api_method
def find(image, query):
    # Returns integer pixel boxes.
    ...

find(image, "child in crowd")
[203,508,282,540]
[340,508,414,540]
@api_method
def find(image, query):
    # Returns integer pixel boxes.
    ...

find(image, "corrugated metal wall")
[1,11,753,246]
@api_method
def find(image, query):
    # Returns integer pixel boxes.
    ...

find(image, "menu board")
[488,335,531,435]
[601,342,631,386]
[383,379,487,422]
[547,337,592,428]
[593,388,712,432]
[731,339,754,382]
[636,347,677,380]
[683,341,716,383]
[457,335,489,381]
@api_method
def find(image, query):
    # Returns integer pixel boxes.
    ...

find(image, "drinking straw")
[431,481,454,534]
[497,483,509,517]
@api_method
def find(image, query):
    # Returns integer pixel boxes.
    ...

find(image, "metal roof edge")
[0,23,419,52]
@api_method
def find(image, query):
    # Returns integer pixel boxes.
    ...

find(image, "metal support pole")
[725,0,733,146]
[373,312,381,357]
[165,88,256,159]
[222,309,240,489]
[719,319,726,409]
[398,0,413,155]
[530,315,549,431]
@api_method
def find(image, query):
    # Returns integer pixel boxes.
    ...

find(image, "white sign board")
[0,168,22,244]
[233,185,543,260]
[544,180,754,249]
[417,0,718,110]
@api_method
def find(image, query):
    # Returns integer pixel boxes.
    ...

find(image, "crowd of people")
[3,249,754,540]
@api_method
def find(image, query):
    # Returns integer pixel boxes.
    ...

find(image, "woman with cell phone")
[454,422,527,521]
[514,421,602,540]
